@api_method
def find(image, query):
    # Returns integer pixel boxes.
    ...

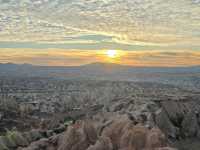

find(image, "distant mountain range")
[0,62,200,76]
[0,62,200,90]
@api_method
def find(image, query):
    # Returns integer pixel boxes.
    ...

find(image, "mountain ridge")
[0,62,200,68]
[0,61,200,93]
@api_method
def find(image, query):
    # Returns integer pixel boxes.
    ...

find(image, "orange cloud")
[0,49,200,67]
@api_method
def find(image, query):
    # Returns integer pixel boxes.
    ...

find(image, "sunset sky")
[0,0,200,66]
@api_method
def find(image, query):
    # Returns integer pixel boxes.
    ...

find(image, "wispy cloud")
[0,0,199,66]
[0,0,200,47]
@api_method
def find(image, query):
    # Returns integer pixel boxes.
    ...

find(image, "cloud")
[0,49,200,67]
[0,0,200,48]
[193,0,200,4]
[0,0,199,66]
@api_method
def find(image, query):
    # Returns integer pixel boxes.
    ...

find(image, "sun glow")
[106,50,117,58]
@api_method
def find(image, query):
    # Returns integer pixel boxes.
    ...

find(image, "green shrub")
[0,136,9,150]
[6,131,29,147]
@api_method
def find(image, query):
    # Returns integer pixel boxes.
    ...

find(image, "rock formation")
[17,116,176,150]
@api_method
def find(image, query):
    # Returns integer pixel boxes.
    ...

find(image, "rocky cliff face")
[1,95,200,150]
[17,96,200,150]
[17,116,176,150]
[156,100,200,140]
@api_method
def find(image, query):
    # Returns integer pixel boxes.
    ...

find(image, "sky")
[0,0,200,66]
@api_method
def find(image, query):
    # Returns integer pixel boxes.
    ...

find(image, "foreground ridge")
[17,115,176,150]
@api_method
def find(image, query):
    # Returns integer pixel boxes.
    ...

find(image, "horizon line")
[0,62,200,68]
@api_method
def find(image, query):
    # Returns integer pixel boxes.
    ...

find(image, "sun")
[106,50,117,58]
